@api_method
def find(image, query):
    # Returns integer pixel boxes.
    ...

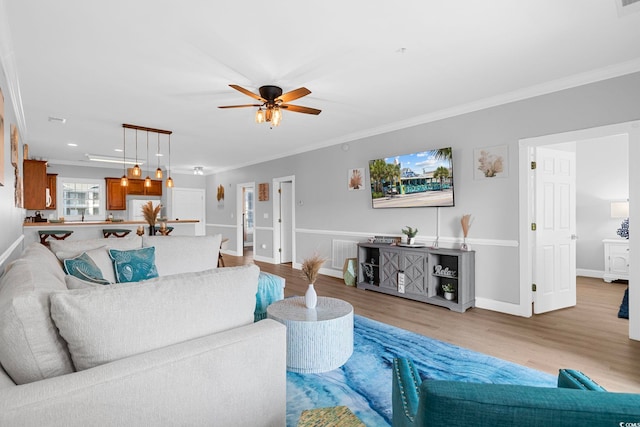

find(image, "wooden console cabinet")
[357,243,475,312]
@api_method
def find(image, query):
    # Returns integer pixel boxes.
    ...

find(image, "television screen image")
[369,147,454,208]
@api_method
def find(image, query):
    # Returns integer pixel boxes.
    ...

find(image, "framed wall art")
[474,145,508,179]
[348,168,364,191]
[258,183,269,201]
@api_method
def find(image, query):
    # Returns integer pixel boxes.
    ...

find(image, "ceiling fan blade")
[277,87,311,103]
[229,84,266,102]
[218,104,263,109]
[281,104,322,115]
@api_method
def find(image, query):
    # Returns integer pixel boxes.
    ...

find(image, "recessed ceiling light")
[48,116,66,124]
[114,148,123,152]
[155,153,164,157]
[67,143,77,147]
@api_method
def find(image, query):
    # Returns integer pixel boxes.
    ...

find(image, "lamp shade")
[611,201,629,218]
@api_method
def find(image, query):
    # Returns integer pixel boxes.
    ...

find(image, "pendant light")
[144,131,152,187]
[255,108,265,123]
[166,133,174,188]
[272,107,282,127]
[120,127,129,187]
[155,133,163,179]
[132,130,141,177]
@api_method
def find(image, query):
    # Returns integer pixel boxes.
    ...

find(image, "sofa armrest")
[392,358,423,427]
[0,320,286,427]
[415,380,640,427]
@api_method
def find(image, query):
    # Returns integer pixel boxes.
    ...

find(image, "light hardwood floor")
[224,251,640,393]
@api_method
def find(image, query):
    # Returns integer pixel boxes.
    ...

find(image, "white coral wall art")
[474,145,508,179]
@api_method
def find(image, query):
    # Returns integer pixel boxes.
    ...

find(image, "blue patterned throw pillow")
[63,252,110,285]
[109,247,159,283]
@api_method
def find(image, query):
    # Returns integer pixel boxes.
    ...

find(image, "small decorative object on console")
[401,226,418,245]
[617,218,629,239]
[460,214,473,251]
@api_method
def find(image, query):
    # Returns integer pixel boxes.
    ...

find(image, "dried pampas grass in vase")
[141,201,162,236]
[301,254,327,309]
[460,214,473,251]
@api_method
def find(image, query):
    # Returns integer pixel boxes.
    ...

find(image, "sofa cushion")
[63,252,110,284]
[557,369,606,391]
[109,247,159,283]
[49,235,142,261]
[50,264,260,371]
[142,234,221,276]
[0,244,74,384]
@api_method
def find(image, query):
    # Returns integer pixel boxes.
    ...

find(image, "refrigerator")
[128,199,161,221]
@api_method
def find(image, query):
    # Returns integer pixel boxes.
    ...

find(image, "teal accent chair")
[392,358,640,427]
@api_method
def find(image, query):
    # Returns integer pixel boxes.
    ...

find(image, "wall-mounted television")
[369,147,454,208]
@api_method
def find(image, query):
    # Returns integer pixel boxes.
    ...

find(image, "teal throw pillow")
[63,252,110,285]
[109,247,159,283]
[557,369,606,391]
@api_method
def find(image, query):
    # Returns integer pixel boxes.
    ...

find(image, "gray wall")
[576,134,629,274]
[208,71,640,310]
[0,68,28,272]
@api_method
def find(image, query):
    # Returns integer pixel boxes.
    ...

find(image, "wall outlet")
[398,271,405,294]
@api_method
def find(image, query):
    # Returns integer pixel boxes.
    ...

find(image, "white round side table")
[267,296,354,373]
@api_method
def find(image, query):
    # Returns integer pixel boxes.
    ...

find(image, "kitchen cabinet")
[105,178,127,210]
[125,179,162,196]
[105,178,163,210]
[23,159,48,209]
[46,174,57,209]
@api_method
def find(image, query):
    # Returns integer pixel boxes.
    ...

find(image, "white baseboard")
[0,235,24,273]
[253,254,275,264]
[576,268,603,279]
[475,297,532,318]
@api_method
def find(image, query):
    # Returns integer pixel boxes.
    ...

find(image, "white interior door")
[533,146,577,314]
[171,188,206,236]
[279,181,293,263]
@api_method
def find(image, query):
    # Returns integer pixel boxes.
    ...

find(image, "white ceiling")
[4,0,640,174]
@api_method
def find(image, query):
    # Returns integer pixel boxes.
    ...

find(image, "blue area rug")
[287,315,556,426]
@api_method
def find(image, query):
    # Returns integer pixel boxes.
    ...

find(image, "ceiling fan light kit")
[220,84,321,127]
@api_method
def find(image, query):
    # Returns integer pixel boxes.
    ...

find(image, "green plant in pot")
[442,283,456,301]
[402,226,418,245]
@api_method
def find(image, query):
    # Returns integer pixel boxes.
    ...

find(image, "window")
[57,178,105,221]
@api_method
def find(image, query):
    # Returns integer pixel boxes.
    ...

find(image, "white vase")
[305,284,317,309]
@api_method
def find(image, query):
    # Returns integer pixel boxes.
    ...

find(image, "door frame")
[236,182,255,256]
[272,175,295,264]
[519,121,639,339]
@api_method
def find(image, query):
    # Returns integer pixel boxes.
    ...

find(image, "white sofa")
[0,236,287,426]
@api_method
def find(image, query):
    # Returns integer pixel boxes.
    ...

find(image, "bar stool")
[154,225,174,235]
[38,230,74,246]
[103,229,132,238]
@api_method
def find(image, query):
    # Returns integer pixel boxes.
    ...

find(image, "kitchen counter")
[24,220,199,226]
[23,220,201,246]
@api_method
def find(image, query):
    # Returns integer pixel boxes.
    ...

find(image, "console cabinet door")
[380,249,401,291]
[403,251,428,295]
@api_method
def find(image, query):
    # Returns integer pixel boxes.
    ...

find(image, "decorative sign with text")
[434,265,457,278]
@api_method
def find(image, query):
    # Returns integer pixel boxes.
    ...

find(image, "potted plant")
[442,283,456,301]
[402,226,418,245]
